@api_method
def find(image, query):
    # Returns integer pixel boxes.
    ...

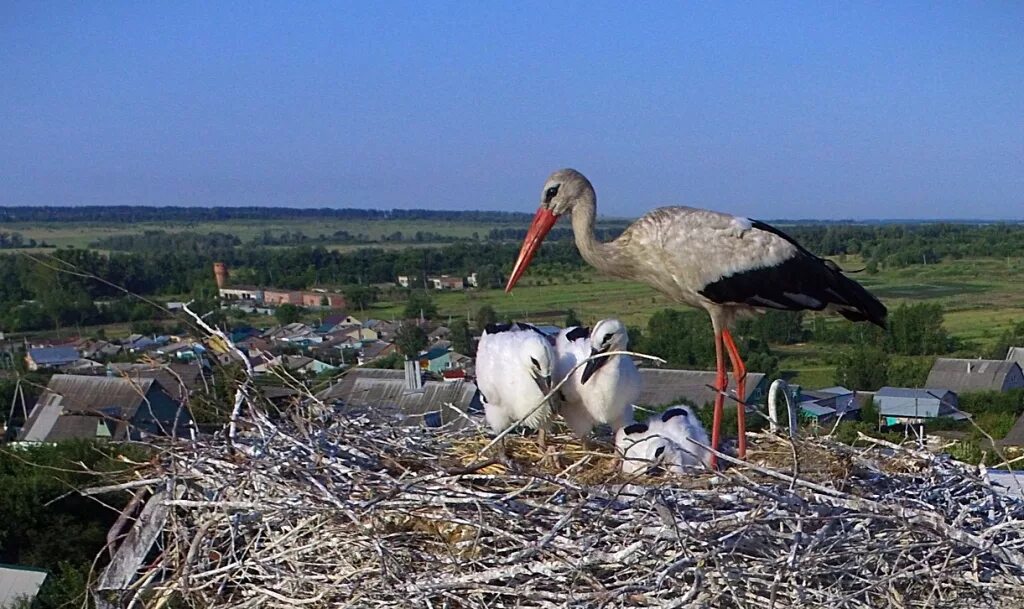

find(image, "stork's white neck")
[570,188,632,278]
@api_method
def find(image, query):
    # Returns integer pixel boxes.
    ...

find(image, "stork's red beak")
[505,208,559,293]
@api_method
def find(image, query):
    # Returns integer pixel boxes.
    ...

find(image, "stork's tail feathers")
[699,253,887,328]
[828,271,888,328]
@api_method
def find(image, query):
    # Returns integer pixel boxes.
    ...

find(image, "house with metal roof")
[418,346,452,373]
[316,368,481,429]
[18,375,193,443]
[103,362,206,404]
[0,564,47,608]
[24,346,80,371]
[925,358,1024,394]
[874,387,969,427]
[1007,347,1024,367]
[636,368,768,408]
[794,386,858,424]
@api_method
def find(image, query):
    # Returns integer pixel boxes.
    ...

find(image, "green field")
[0,218,508,249]
[352,255,1024,389]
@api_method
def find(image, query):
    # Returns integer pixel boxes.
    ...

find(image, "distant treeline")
[486,226,627,242]
[0,206,538,224]
[779,223,1024,267]
[0,231,47,249]
[90,230,240,254]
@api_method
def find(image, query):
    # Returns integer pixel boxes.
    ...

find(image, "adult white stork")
[506,169,887,466]
[475,322,557,454]
[554,319,640,439]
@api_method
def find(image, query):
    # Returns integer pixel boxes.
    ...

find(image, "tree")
[641,309,715,368]
[475,305,498,333]
[450,319,474,355]
[989,320,1024,359]
[395,323,428,358]
[834,346,890,391]
[404,291,438,320]
[275,303,302,325]
[885,303,952,355]
[343,285,380,311]
[564,309,582,328]
[887,356,935,387]
[736,310,805,345]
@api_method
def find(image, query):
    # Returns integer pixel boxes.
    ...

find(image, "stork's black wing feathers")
[698,221,888,328]
[484,321,548,336]
[565,326,590,341]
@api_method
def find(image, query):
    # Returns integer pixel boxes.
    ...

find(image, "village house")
[0,565,47,608]
[18,375,194,443]
[873,387,968,427]
[925,358,1024,393]
[794,386,859,424]
[316,367,481,429]
[358,340,399,365]
[25,346,81,371]
[255,355,337,376]
[1007,347,1024,367]
[418,346,452,373]
[105,362,207,404]
[213,263,346,309]
[636,369,769,409]
[219,285,264,301]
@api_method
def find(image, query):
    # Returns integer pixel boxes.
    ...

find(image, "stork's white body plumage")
[506,168,888,465]
[616,422,679,476]
[475,324,556,435]
[554,319,639,438]
[651,406,713,469]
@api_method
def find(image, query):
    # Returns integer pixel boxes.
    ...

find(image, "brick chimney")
[213,262,229,288]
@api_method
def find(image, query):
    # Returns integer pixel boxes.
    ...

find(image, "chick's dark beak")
[580,348,610,385]
[533,373,552,395]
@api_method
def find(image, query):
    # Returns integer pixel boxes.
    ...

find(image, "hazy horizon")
[3,2,1022,220]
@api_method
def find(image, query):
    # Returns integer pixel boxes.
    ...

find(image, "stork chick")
[615,422,680,476]
[555,319,640,441]
[476,322,556,460]
[652,405,713,470]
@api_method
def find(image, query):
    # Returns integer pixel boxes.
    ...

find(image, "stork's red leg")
[710,329,727,469]
[721,329,747,459]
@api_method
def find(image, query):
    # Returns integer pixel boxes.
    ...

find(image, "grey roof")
[874,386,966,420]
[1000,413,1024,447]
[1008,347,1024,366]
[361,341,397,360]
[105,362,204,402]
[875,387,954,399]
[817,386,852,395]
[637,368,767,408]
[0,564,48,608]
[27,346,79,366]
[317,369,481,428]
[20,375,161,442]
[925,358,1023,393]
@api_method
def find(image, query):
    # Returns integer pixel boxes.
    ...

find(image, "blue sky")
[2,2,1022,219]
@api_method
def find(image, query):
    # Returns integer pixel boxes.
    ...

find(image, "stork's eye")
[530,356,540,369]
[654,446,666,458]
[544,185,560,203]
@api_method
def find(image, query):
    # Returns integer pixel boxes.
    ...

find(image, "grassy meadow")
[353,254,1024,388]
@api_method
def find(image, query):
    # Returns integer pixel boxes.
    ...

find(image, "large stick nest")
[98,407,1024,609]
